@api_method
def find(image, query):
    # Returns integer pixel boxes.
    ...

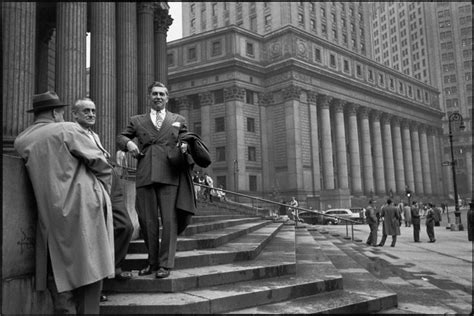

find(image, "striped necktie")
[156,111,164,130]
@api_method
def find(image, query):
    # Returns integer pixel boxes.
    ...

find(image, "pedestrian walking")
[411,201,421,242]
[403,203,412,227]
[468,202,474,242]
[425,204,436,242]
[365,199,378,246]
[14,91,114,313]
[377,199,401,247]
[433,204,442,227]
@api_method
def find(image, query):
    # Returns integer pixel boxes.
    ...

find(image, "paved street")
[315,207,472,314]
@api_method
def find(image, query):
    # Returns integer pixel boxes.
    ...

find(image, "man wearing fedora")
[14,91,115,314]
[117,81,195,279]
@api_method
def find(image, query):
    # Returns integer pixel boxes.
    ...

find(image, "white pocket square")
[172,122,181,128]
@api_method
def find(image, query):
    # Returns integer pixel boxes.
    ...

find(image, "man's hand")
[126,141,141,158]
[180,141,188,153]
[116,150,127,167]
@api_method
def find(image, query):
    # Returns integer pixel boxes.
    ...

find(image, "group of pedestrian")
[192,171,217,202]
[365,199,446,248]
[14,82,210,313]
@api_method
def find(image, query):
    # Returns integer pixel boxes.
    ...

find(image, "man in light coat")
[377,199,401,247]
[14,91,115,314]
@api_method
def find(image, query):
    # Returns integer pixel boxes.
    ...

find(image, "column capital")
[346,102,359,115]
[331,99,346,112]
[137,2,155,14]
[317,94,332,108]
[307,91,318,103]
[177,96,190,111]
[358,106,370,119]
[418,124,428,134]
[154,9,173,33]
[258,92,273,106]
[401,118,412,129]
[410,121,420,130]
[380,113,392,124]
[199,92,213,106]
[370,109,382,121]
[282,85,301,101]
[392,116,401,126]
[224,86,245,102]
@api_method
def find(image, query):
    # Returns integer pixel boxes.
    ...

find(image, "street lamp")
[448,112,465,231]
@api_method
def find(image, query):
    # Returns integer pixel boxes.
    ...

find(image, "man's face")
[73,101,96,128]
[149,86,168,111]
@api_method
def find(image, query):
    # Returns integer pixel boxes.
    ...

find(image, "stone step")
[190,214,250,224]
[181,217,262,236]
[100,226,343,314]
[103,225,296,293]
[121,222,284,271]
[229,226,397,314]
[128,220,272,253]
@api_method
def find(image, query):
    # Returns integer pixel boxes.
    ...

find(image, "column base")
[449,223,464,231]
[320,188,351,210]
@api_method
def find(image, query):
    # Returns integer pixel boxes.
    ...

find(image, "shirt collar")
[151,108,166,116]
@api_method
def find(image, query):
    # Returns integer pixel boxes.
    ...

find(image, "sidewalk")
[318,221,472,314]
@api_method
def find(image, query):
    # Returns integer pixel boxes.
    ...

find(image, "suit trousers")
[412,217,421,242]
[426,222,435,241]
[366,222,378,246]
[113,206,133,269]
[136,184,178,269]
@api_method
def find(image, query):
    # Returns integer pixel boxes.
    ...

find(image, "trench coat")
[14,119,115,292]
[381,205,401,236]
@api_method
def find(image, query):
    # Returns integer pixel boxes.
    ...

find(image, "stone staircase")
[100,201,398,314]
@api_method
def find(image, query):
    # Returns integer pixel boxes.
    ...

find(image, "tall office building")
[168,2,447,209]
[371,2,472,201]
[183,2,372,57]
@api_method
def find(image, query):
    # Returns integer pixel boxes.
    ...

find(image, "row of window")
[213,174,258,192]
[215,146,257,162]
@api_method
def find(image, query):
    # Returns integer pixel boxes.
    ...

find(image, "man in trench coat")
[377,199,401,247]
[14,91,115,314]
[117,81,195,279]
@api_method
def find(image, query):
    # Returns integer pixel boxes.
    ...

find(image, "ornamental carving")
[270,41,282,59]
[358,107,370,119]
[154,10,173,33]
[392,116,401,126]
[176,97,190,111]
[296,39,308,59]
[199,92,213,106]
[137,2,155,15]
[380,113,392,125]
[331,99,345,112]
[224,87,245,102]
[370,110,382,121]
[258,92,274,106]
[282,85,301,101]
[317,94,332,108]
[307,92,318,104]
[346,103,359,115]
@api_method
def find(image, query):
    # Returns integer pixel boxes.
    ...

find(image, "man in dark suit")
[117,81,193,279]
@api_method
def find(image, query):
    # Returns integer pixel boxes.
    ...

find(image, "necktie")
[156,111,164,130]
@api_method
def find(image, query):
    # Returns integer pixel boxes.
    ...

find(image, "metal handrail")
[195,183,360,240]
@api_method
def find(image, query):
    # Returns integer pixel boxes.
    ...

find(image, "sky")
[167,2,183,42]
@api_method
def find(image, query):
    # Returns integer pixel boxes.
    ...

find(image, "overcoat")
[381,205,401,236]
[14,119,115,292]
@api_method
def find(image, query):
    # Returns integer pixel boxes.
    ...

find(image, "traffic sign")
[441,161,452,166]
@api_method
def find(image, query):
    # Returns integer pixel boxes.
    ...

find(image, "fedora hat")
[27,91,69,113]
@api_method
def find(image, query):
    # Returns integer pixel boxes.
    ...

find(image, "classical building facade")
[167,25,446,209]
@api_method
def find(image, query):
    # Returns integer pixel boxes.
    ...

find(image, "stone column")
[439,133,450,197]
[224,87,245,190]
[2,2,36,149]
[419,125,432,195]
[176,96,190,119]
[401,120,415,193]
[282,85,303,191]
[318,94,335,190]
[154,9,173,85]
[391,117,406,194]
[371,110,386,196]
[381,114,396,195]
[56,2,87,122]
[359,107,374,195]
[427,127,439,196]
[465,149,473,197]
[90,2,116,154]
[116,2,138,132]
[333,99,349,189]
[308,92,321,193]
[432,129,443,196]
[347,103,363,195]
[36,11,55,94]
[410,122,424,196]
[259,93,274,193]
[137,3,155,113]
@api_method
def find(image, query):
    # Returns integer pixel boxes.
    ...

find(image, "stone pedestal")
[319,188,351,210]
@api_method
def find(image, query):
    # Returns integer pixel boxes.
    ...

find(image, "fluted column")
[410,122,424,195]
[308,92,322,193]
[318,94,335,190]
[432,129,444,196]
[359,107,374,195]
[90,2,116,154]
[137,3,155,113]
[371,110,386,195]
[154,9,173,85]
[259,93,274,193]
[333,99,349,189]
[36,14,55,94]
[56,2,87,122]
[427,127,439,196]
[419,125,432,195]
[347,104,362,195]
[116,2,138,132]
[2,2,36,149]
[466,149,473,196]
[176,97,190,119]
[391,117,406,194]
[401,120,415,193]
[381,114,396,195]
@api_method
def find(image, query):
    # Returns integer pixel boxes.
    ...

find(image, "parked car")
[298,210,338,225]
[350,208,366,223]
[323,208,360,223]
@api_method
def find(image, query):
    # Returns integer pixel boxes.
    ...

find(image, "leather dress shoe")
[155,267,170,279]
[376,244,384,247]
[138,265,157,276]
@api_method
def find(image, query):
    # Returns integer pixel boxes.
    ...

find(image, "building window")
[248,146,256,161]
[193,122,202,135]
[298,13,304,25]
[314,47,322,62]
[249,175,257,191]
[213,89,224,104]
[246,42,254,57]
[247,117,255,132]
[356,64,362,77]
[343,59,350,73]
[379,73,384,85]
[215,117,225,132]
[311,19,316,31]
[250,16,257,32]
[216,146,226,162]
[211,40,222,57]
[167,53,174,66]
[212,2,217,16]
[188,94,200,109]
[188,47,197,61]
[265,15,272,28]
[368,69,374,81]
[246,89,255,104]
[330,54,336,67]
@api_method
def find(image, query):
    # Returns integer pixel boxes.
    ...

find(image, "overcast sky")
[167,2,183,42]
